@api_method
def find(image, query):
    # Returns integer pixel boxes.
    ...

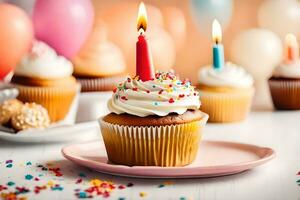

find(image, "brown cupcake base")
[103,110,204,126]
[74,74,126,92]
[269,77,300,110]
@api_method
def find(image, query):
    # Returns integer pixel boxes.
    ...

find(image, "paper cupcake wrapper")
[199,88,254,123]
[76,75,126,92]
[13,83,79,122]
[268,79,300,110]
[99,113,208,167]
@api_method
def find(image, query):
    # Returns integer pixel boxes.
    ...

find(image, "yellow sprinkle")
[47,180,54,187]
[90,179,102,186]
[139,192,147,197]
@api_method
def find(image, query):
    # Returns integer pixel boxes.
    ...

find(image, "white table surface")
[0,111,299,200]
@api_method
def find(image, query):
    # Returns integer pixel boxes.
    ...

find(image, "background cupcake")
[269,34,300,110]
[198,62,254,123]
[99,71,208,167]
[72,21,127,122]
[11,41,79,123]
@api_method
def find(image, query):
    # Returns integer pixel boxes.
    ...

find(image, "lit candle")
[136,2,154,81]
[212,19,224,70]
[284,33,299,63]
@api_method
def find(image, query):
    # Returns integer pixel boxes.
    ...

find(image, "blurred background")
[2,0,300,108]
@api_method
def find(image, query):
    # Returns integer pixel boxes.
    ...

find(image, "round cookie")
[11,103,50,131]
[0,99,23,125]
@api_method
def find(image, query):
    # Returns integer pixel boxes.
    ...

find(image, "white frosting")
[108,72,200,117]
[198,62,254,88]
[273,60,300,78]
[15,41,73,79]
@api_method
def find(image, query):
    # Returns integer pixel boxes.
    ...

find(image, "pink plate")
[62,140,275,178]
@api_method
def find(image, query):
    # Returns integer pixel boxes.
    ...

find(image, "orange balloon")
[0,4,33,79]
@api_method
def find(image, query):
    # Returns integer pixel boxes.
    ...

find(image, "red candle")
[136,2,154,81]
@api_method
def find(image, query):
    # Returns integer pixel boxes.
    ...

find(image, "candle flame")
[285,33,298,48]
[137,2,147,34]
[212,19,222,44]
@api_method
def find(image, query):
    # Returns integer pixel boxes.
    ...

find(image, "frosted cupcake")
[72,22,127,122]
[99,71,208,167]
[11,41,79,122]
[72,21,126,92]
[269,34,300,110]
[198,62,254,123]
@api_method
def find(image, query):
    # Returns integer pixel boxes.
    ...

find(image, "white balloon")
[230,28,283,81]
[258,0,300,38]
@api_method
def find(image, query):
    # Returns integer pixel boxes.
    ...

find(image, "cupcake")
[198,62,254,123]
[11,41,79,122]
[99,71,208,167]
[269,61,300,110]
[72,21,126,92]
[269,34,300,110]
[72,21,127,122]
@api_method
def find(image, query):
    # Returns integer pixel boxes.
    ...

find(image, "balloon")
[99,3,176,75]
[4,0,36,14]
[230,29,283,80]
[190,0,233,37]
[161,6,187,50]
[0,4,33,79]
[230,29,283,109]
[258,0,300,39]
[32,0,94,58]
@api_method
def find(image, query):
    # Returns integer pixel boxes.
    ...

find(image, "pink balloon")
[32,0,94,58]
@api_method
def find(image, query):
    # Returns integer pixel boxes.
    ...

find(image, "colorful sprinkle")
[6,164,12,168]
[25,174,33,180]
[7,182,15,187]
[139,192,147,197]
[127,183,134,187]
[168,98,175,103]
[26,162,32,166]
[5,160,12,164]
[78,172,86,177]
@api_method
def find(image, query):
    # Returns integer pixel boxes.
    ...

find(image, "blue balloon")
[190,0,233,37]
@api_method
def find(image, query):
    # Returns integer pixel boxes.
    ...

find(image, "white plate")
[0,121,100,143]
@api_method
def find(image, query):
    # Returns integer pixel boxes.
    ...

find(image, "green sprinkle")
[154,102,159,106]
[297,179,300,183]
[6,164,12,168]
[158,184,165,188]
[25,174,33,180]
[180,197,186,200]
[7,181,15,186]
[26,161,32,166]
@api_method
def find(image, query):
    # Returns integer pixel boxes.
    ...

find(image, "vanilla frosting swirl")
[198,62,254,88]
[273,60,300,78]
[108,71,200,117]
[15,41,73,79]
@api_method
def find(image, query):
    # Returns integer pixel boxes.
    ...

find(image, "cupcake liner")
[13,83,79,122]
[76,75,126,92]
[199,88,254,123]
[268,78,300,110]
[99,113,208,167]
